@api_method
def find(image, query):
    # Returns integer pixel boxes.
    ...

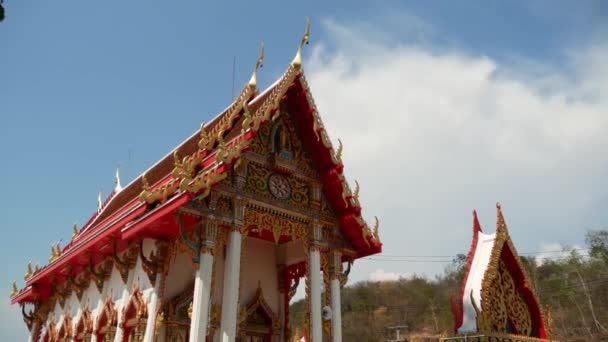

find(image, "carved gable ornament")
[447,203,550,342]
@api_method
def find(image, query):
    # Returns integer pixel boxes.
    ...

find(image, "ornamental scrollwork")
[479,259,532,335]
[139,240,168,287]
[112,242,139,284]
[244,210,307,243]
[244,162,310,209]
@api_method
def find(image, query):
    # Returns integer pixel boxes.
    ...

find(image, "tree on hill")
[289,230,608,341]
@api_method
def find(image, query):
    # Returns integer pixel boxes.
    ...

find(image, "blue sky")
[2,1,608,340]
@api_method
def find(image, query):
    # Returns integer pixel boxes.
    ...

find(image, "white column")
[189,251,215,342]
[330,251,343,342]
[330,277,342,342]
[219,229,242,342]
[143,272,164,342]
[309,248,322,342]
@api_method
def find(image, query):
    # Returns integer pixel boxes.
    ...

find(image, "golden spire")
[24,261,33,281]
[291,17,310,70]
[71,223,79,242]
[248,42,265,91]
[10,281,18,298]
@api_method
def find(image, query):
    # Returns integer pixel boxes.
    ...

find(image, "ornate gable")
[451,204,548,341]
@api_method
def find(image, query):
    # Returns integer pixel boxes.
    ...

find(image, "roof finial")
[71,223,79,242]
[10,281,18,298]
[473,210,482,233]
[248,42,264,91]
[496,202,507,233]
[291,17,310,70]
[114,167,123,192]
[24,261,33,281]
[97,190,103,213]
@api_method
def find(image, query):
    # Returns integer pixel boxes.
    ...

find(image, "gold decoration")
[95,297,117,340]
[244,210,307,243]
[139,240,168,286]
[245,161,310,208]
[112,241,138,284]
[24,261,33,281]
[49,242,61,263]
[373,216,380,242]
[331,138,343,165]
[74,305,93,341]
[68,268,90,301]
[237,283,281,337]
[10,281,18,298]
[71,223,79,242]
[57,313,72,341]
[140,46,268,204]
[248,42,265,90]
[292,17,310,70]
[89,255,113,293]
[476,204,546,337]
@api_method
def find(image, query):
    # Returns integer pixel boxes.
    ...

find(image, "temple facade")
[443,204,552,342]
[10,21,382,342]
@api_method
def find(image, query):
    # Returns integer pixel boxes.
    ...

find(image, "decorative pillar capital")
[329,250,343,280]
[308,220,323,251]
[200,215,218,255]
[309,181,322,211]
[232,196,247,233]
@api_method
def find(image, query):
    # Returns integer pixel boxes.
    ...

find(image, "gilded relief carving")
[244,209,307,243]
[244,162,310,208]
[480,259,532,335]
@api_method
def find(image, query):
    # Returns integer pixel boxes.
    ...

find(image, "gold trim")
[292,17,310,70]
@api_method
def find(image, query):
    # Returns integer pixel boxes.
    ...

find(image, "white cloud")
[306,17,608,283]
[535,242,588,265]
[369,269,411,282]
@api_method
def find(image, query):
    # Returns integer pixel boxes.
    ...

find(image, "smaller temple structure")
[443,204,552,342]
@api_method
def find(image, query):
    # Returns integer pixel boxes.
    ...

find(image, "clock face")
[268,174,291,200]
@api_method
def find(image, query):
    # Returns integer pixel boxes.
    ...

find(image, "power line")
[371,248,591,260]
[363,254,590,264]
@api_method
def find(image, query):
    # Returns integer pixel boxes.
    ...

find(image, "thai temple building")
[9,20,382,342]
[443,204,552,342]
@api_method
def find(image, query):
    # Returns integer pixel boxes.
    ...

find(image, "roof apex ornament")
[473,210,482,233]
[248,41,265,91]
[71,223,79,242]
[49,242,61,263]
[291,17,310,70]
[97,190,103,213]
[24,261,33,281]
[10,281,18,298]
[115,167,123,192]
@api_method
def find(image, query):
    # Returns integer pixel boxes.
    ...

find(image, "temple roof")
[11,24,382,304]
[451,204,547,339]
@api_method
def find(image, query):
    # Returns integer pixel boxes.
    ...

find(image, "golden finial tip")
[292,17,311,69]
[248,41,265,90]
[10,281,18,298]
